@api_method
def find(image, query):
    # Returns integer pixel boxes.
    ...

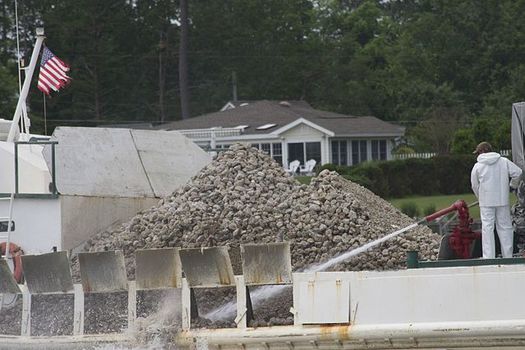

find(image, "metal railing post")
[51,143,57,194]
[14,143,19,194]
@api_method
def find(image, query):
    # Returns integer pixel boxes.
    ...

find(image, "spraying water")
[95,291,182,350]
[307,222,419,272]
[204,222,420,321]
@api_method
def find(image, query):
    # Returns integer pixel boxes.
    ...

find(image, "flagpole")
[43,92,47,135]
[7,28,45,142]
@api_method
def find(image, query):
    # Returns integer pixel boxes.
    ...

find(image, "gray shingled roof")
[157,100,404,137]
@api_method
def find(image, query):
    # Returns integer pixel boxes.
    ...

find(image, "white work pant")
[479,205,514,258]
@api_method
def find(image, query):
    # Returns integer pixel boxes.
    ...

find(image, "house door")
[288,143,305,165]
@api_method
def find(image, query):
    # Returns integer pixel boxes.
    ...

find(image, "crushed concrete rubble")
[0,296,21,335]
[85,143,438,272]
[0,143,440,335]
[81,143,439,327]
[31,294,74,336]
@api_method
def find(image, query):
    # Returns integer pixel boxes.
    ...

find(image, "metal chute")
[179,247,235,288]
[78,251,127,293]
[241,242,292,286]
[21,252,73,294]
[0,259,20,294]
[135,248,182,290]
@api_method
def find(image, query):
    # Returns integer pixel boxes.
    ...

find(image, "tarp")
[43,127,211,198]
[511,102,525,170]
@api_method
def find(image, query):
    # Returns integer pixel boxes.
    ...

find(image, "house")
[156,100,405,169]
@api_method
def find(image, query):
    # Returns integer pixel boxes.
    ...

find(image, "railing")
[393,152,436,160]
[178,127,242,139]
[393,149,512,160]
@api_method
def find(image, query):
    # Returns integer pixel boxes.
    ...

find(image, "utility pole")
[179,0,190,119]
[159,31,167,123]
[232,71,238,102]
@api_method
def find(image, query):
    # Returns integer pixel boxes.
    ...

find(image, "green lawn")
[295,176,311,185]
[390,193,518,219]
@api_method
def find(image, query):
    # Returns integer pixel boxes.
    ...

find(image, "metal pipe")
[51,143,57,194]
[4,193,14,261]
[14,143,18,194]
[7,30,45,142]
[179,319,525,346]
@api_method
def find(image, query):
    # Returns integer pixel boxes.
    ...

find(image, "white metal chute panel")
[131,129,211,197]
[349,265,525,325]
[135,248,182,290]
[293,272,350,325]
[22,251,74,294]
[179,247,235,288]
[241,242,292,286]
[78,250,128,293]
[45,127,154,198]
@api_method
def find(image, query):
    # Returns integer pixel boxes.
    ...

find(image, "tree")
[409,107,464,153]
[451,128,475,154]
[0,64,18,118]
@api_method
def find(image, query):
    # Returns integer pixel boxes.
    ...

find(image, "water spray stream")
[204,222,421,321]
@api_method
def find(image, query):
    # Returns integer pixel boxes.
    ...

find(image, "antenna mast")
[7,28,45,142]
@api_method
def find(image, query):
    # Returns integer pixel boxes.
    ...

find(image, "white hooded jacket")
[471,152,522,207]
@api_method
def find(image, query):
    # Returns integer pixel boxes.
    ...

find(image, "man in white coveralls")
[471,141,522,258]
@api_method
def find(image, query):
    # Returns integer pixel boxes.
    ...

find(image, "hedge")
[319,155,476,198]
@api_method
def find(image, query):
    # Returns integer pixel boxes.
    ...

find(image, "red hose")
[0,242,24,283]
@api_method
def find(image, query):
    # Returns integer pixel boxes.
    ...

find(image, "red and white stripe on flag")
[37,47,71,96]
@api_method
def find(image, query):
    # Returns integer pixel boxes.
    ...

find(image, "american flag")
[37,47,71,95]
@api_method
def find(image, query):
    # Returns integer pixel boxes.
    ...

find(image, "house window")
[352,140,368,165]
[251,142,283,164]
[288,143,304,165]
[288,142,321,165]
[360,140,367,162]
[0,221,15,232]
[372,140,387,160]
[272,143,283,165]
[331,140,348,165]
[306,142,321,164]
[261,143,271,154]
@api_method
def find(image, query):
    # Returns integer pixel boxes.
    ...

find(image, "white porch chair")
[299,159,316,175]
[286,160,300,175]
